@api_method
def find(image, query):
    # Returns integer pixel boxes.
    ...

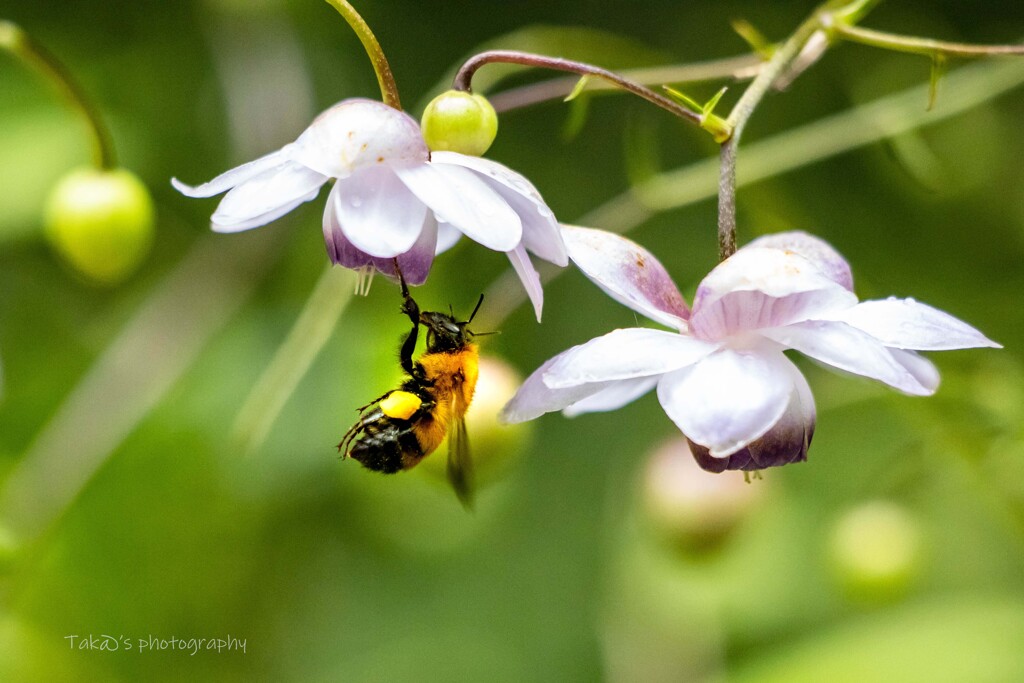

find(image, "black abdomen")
[348,416,423,474]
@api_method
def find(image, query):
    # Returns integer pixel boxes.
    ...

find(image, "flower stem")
[716,0,873,260]
[0,20,115,169]
[453,50,703,126]
[487,54,764,113]
[832,23,1024,59]
[322,0,401,110]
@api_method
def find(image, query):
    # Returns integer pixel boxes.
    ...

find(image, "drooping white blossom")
[502,227,1000,471]
[173,99,566,319]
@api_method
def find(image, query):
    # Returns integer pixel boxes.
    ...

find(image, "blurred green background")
[2,0,1024,680]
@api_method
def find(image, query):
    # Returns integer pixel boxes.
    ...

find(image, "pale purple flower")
[502,227,1000,472]
[172,98,566,319]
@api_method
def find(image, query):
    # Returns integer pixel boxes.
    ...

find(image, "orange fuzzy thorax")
[412,344,479,455]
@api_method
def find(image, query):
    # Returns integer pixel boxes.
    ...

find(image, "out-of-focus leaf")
[0,107,88,243]
[731,596,1024,683]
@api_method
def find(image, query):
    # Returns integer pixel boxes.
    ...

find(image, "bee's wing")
[446,394,474,509]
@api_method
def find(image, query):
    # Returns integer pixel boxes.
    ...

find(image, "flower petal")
[171,144,293,198]
[828,297,1001,350]
[563,375,659,417]
[747,230,853,290]
[323,192,437,285]
[433,151,567,265]
[688,357,815,472]
[657,348,794,457]
[507,244,544,323]
[889,348,940,394]
[210,162,327,232]
[759,319,932,395]
[292,99,428,178]
[393,162,522,252]
[561,225,691,330]
[435,222,462,255]
[500,352,616,424]
[690,247,857,340]
[544,328,719,388]
[333,165,427,258]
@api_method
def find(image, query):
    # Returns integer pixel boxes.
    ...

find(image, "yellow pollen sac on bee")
[380,391,422,420]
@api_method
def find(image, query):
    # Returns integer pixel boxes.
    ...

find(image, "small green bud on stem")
[421,90,499,156]
[45,168,155,285]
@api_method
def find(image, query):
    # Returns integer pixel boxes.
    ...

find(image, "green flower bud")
[421,90,498,156]
[44,167,155,285]
[828,501,924,604]
[643,438,764,552]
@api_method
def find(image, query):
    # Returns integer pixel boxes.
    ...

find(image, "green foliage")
[1,1,1024,681]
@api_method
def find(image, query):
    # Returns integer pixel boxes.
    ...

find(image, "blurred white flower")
[173,99,566,319]
[502,227,1000,471]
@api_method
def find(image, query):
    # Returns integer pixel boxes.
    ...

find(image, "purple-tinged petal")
[433,151,567,266]
[657,348,794,457]
[172,144,294,198]
[561,225,691,330]
[828,297,1001,350]
[759,319,932,395]
[393,162,522,252]
[544,328,719,388]
[292,99,428,179]
[507,244,544,322]
[500,352,617,424]
[563,375,659,417]
[889,348,940,394]
[435,222,462,255]
[690,247,857,340]
[323,188,437,285]
[334,165,427,258]
[747,230,853,291]
[688,356,815,472]
[210,162,327,232]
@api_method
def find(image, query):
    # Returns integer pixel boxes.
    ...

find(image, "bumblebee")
[338,271,482,506]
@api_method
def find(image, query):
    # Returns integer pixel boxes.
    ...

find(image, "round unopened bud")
[44,167,155,285]
[643,437,764,551]
[418,355,531,487]
[828,501,923,603]
[421,90,498,156]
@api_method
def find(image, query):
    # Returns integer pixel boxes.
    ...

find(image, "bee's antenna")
[470,329,501,337]
[465,293,485,325]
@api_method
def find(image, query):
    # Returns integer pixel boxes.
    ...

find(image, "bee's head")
[420,294,484,353]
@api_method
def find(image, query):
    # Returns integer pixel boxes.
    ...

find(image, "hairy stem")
[453,50,703,126]
[322,0,401,109]
[0,20,115,168]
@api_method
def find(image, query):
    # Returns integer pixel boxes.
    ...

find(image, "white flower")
[501,227,1000,472]
[172,98,567,319]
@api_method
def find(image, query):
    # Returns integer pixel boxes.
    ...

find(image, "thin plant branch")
[322,0,401,109]
[487,54,764,113]
[833,23,1024,59]
[453,50,704,126]
[0,20,115,168]
[231,265,357,454]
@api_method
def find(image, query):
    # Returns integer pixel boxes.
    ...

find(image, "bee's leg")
[338,406,387,456]
[393,259,421,377]
[354,390,393,413]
